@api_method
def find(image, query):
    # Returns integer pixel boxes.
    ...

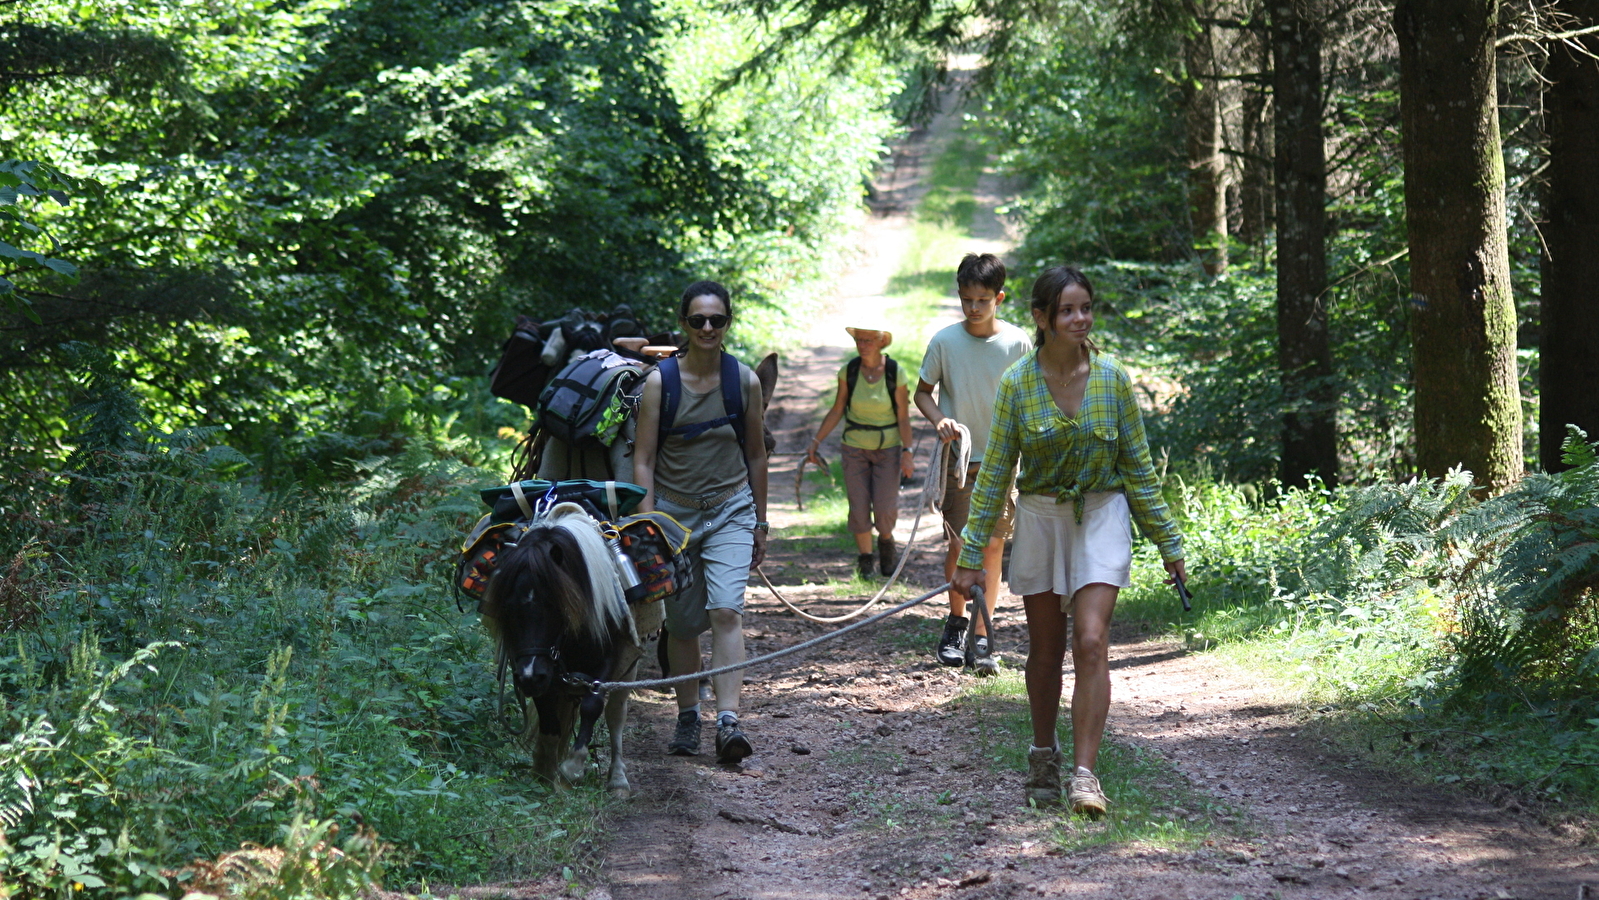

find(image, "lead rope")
[757,425,971,624]
[593,581,978,694]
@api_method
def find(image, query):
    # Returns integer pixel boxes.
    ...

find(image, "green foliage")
[0,405,613,888]
[1,0,908,472]
[0,640,174,897]
[0,160,81,323]
[1447,426,1599,703]
[1110,429,1599,804]
[982,3,1186,263]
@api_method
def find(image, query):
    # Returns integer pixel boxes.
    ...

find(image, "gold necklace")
[1044,356,1086,387]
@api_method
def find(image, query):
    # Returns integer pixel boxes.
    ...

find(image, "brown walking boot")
[1026,746,1063,807]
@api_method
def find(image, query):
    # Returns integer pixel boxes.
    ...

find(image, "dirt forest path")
[584,75,1599,900]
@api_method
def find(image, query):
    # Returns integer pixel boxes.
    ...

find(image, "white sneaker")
[1068,769,1108,817]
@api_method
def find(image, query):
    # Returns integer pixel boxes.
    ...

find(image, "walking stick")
[1173,571,1193,612]
[795,450,827,511]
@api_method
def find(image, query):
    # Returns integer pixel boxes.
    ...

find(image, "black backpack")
[488,315,550,408]
[537,350,647,449]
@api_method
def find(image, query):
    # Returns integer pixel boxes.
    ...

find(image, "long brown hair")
[1030,265,1099,354]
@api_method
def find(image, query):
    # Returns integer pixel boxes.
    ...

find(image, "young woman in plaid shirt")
[952,266,1188,815]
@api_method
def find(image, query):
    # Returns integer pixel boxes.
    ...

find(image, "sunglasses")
[684,314,732,330]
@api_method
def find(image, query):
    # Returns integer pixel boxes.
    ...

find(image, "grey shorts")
[658,485,757,636]
[940,456,1015,543]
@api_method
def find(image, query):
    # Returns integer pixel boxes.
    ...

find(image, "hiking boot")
[970,635,1000,677]
[878,537,897,576]
[715,718,753,764]
[1026,746,1063,807]
[936,615,969,667]
[1068,768,1109,818]
[667,709,701,756]
[856,553,875,579]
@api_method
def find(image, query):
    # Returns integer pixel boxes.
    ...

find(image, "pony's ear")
[754,353,778,410]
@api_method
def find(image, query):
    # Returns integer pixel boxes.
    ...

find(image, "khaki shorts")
[940,457,1015,544]
[658,485,756,636]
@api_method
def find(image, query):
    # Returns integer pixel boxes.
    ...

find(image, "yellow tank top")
[841,360,900,451]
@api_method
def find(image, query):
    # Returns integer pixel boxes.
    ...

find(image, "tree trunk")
[1394,0,1523,490]
[1541,0,1599,471]
[1238,19,1273,245]
[1271,0,1338,486]
[1184,18,1230,274]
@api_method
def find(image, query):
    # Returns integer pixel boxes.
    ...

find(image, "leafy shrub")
[1,419,610,889]
[1131,429,1599,801]
[1447,426,1599,703]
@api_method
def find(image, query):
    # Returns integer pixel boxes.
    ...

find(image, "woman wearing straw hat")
[807,322,915,578]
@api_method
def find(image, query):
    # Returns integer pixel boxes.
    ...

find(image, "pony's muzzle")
[516,649,561,698]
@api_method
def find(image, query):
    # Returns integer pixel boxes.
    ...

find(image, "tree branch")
[1498,23,1599,47]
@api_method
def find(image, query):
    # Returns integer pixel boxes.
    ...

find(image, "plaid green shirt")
[957,352,1183,568]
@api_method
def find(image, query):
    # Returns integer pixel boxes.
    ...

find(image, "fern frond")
[1560,424,1596,470]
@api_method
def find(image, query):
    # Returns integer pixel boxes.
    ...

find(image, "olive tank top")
[655,371,751,498]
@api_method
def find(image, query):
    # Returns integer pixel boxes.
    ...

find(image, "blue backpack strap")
[658,354,683,436]
[657,351,747,446]
[719,350,747,452]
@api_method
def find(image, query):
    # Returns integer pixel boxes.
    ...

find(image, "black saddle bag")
[488,315,550,408]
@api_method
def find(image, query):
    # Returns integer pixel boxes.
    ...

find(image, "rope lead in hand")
[761,425,972,624]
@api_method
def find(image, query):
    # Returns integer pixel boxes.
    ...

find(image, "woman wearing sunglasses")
[634,281,769,765]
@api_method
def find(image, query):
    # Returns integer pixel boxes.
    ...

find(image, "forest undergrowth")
[0,354,600,896]
[1108,429,1599,818]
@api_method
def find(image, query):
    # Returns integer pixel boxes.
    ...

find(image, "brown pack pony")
[478,512,651,797]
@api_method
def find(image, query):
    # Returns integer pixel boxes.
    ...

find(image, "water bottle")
[607,534,642,594]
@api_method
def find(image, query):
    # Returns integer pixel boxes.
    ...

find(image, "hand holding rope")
[760,424,970,624]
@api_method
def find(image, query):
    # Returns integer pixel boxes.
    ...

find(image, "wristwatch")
[754,521,770,533]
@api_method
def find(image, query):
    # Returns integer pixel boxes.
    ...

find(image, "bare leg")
[944,533,967,618]
[1022,592,1069,748]
[1069,583,1119,771]
[854,532,873,553]
[707,607,745,714]
[667,633,702,711]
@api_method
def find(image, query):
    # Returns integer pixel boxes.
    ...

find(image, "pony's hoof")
[558,758,588,783]
[608,784,633,800]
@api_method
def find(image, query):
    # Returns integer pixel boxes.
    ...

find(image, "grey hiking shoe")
[877,537,897,576]
[667,709,701,756]
[1068,768,1109,818]
[936,615,969,667]
[715,718,753,764]
[856,553,875,579]
[1026,746,1063,807]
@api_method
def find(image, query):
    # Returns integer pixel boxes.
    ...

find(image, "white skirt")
[1008,491,1133,606]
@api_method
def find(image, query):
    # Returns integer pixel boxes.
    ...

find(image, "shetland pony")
[478,504,654,797]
